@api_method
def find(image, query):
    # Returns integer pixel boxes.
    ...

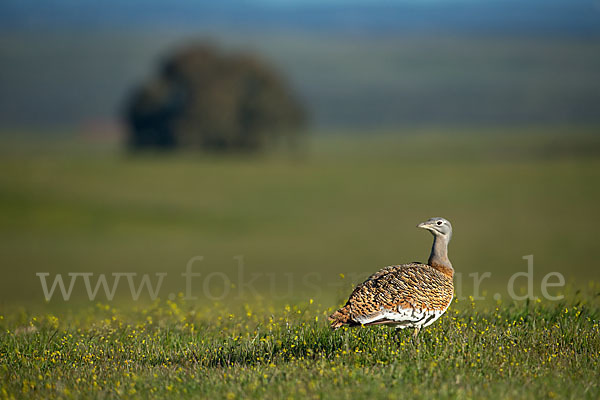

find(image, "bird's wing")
[345,263,453,325]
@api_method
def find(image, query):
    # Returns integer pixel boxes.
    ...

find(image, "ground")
[1,295,599,399]
[0,127,599,398]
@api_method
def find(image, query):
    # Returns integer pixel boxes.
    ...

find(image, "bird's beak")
[417,221,432,230]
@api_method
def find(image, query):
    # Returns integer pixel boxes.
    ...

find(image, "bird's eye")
[436,221,443,225]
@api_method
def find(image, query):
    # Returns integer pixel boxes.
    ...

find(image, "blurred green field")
[1,127,599,306]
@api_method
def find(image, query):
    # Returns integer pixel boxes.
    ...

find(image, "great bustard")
[328,217,454,338]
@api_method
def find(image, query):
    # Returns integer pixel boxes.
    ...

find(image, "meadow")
[1,127,600,398]
[1,293,599,399]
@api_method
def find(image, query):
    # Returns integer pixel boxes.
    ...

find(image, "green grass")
[0,127,599,398]
[1,294,599,399]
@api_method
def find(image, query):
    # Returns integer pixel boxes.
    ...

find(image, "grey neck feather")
[428,235,453,269]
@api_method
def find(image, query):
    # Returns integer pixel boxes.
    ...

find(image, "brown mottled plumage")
[329,217,455,337]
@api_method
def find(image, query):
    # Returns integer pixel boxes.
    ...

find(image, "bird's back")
[329,263,453,329]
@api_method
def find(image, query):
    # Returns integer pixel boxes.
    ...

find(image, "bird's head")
[417,217,452,241]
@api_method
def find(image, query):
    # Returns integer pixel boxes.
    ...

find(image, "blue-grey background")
[1,0,599,130]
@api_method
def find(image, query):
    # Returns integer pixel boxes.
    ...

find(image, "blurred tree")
[125,43,306,151]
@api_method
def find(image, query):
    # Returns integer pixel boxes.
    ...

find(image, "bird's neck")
[428,235,453,278]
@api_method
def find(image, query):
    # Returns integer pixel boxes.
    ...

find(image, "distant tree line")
[124,43,306,151]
